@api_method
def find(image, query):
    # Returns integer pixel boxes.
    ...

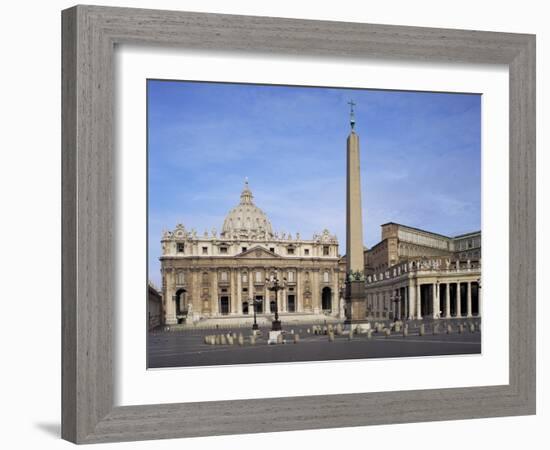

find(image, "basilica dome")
[221,180,273,239]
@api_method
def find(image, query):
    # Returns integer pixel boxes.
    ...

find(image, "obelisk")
[345,100,366,322]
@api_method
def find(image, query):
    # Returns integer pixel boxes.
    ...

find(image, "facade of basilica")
[159,180,342,325]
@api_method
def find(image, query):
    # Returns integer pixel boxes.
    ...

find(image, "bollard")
[227,335,234,345]
[469,322,475,333]
[348,329,354,341]
[328,331,335,342]
[403,325,408,337]
[395,323,401,333]
[215,334,221,345]
[419,324,425,336]
[250,334,256,345]
[384,328,391,338]
[367,329,373,340]
[294,334,300,344]
[458,324,464,334]
[238,333,244,346]
[220,334,227,345]
[433,323,439,335]
[447,324,452,334]
[336,323,343,335]
[307,328,311,334]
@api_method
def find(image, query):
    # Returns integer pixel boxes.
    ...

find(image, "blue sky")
[148,80,481,286]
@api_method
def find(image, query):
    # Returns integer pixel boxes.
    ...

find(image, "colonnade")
[365,278,481,321]
[164,266,340,323]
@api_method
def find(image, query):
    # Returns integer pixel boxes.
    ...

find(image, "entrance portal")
[175,288,187,324]
[287,295,296,312]
[255,296,263,313]
[220,296,230,315]
[322,287,332,312]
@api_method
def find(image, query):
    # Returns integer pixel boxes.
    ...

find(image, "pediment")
[235,246,281,259]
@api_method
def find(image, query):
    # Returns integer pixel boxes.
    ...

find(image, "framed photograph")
[62,5,535,444]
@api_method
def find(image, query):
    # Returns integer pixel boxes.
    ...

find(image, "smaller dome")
[221,179,273,239]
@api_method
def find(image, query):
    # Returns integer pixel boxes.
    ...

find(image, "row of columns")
[165,267,340,322]
[366,279,480,321]
[413,280,479,319]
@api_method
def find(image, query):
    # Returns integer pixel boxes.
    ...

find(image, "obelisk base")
[345,281,367,323]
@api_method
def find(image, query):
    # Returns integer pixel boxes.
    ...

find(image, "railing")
[366,258,481,285]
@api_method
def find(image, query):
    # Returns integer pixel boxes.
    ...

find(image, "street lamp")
[251,297,261,331]
[266,276,286,331]
[390,290,401,321]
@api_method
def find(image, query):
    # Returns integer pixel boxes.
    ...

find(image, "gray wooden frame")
[62,4,536,444]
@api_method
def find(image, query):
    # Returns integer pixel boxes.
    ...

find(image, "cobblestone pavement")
[147,322,481,368]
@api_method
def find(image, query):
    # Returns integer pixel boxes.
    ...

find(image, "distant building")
[365,222,481,273]
[147,282,164,330]
[358,223,481,321]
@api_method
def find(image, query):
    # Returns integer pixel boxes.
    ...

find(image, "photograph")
[146,80,482,368]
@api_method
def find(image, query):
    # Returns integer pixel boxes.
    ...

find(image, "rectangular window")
[220,271,228,281]
[220,247,228,254]
[269,247,275,253]
[304,249,310,256]
[242,247,247,253]
[323,246,330,256]
[176,272,185,284]
[202,246,208,254]
[176,243,185,253]
[287,247,295,255]
[288,271,295,282]
[255,271,262,283]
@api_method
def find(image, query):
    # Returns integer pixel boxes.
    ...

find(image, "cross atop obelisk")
[345,100,366,322]
[348,100,356,130]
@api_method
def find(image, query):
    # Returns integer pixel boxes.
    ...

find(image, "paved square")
[147,322,481,368]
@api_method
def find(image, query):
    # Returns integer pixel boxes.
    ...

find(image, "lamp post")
[251,297,261,331]
[390,290,402,321]
[266,276,286,331]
